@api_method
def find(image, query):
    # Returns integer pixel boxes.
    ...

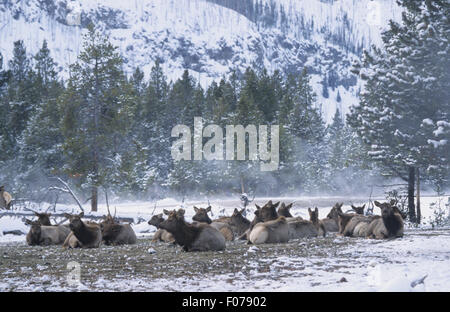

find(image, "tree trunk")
[416,168,421,224]
[91,186,98,212]
[408,166,416,223]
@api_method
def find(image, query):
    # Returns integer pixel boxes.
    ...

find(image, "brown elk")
[229,208,251,238]
[286,214,318,239]
[24,219,71,246]
[365,201,404,239]
[322,202,343,232]
[277,203,293,217]
[148,214,175,243]
[0,186,12,210]
[238,200,280,240]
[62,212,102,248]
[99,208,137,245]
[160,209,226,252]
[192,206,234,241]
[248,216,289,244]
[337,211,380,237]
[308,207,327,237]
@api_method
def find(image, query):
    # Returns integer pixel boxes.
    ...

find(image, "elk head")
[35,212,52,226]
[256,200,279,222]
[327,202,343,220]
[351,204,365,215]
[160,209,185,233]
[24,219,41,245]
[278,203,293,217]
[64,212,85,232]
[374,201,397,219]
[192,206,212,224]
[230,208,248,226]
[308,207,319,223]
[148,213,165,228]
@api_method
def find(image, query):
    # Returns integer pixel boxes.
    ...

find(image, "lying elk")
[308,208,327,237]
[322,202,343,232]
[337,211,380,237]
[0,185,12,210]
[365,201,404,239]
[239,200,280,240]
[248,216,289,244]
[62,212,102,249]
[192,206,234,241]
[24,219,71,246]
[148,214,175,243]
[99,208,137,245]
[286,211,318,239]
[160,209,225,252]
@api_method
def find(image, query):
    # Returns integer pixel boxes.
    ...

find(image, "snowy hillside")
[0,0,403,122]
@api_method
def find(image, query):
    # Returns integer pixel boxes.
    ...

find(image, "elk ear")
[233,208,239,214]
[194,206,199,213]
[24,218,33,225]
[280,203,285,208]
[286,203,293,209]
[206,206,211,212]
[240,208,245,214]
[337,210,344,217]
[163,209,170,216]
[273,201,280,208]
[337,202,343,208]
[255,204,261,210]
[315,207,318,213]
[374,201,382,208]
[351,205,356,209]
[308,208,312,213]
[79,212,84,218]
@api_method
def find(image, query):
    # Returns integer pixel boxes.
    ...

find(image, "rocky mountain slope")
[0,0,402,122]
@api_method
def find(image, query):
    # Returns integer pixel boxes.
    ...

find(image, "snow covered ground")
[0,195,449,292]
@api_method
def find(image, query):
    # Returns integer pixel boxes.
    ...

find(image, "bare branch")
[48,186,69,193]
[55,178,85,213]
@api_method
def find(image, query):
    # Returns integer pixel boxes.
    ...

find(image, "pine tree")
[60,25,137,211]
[20,40,64,190]
[7,40,35,147]
[348,0,450,220]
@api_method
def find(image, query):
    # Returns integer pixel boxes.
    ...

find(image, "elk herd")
[19,199,404,252]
